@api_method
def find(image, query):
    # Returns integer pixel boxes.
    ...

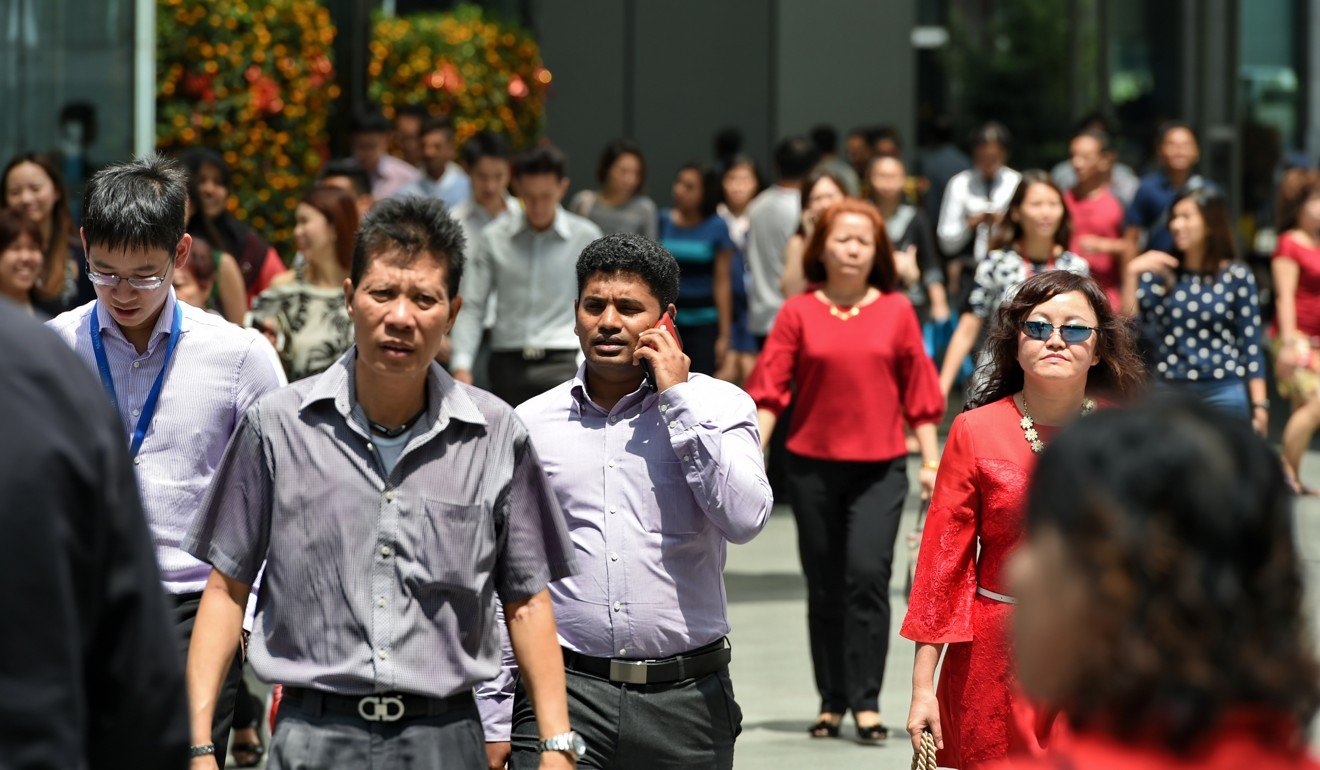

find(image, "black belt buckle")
[608,659,650,685]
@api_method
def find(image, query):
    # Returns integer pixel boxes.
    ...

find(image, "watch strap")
[189,744,216,757]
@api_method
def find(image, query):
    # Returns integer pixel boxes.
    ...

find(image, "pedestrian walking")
[569,139,658,239]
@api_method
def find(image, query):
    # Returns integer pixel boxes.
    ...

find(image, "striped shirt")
[658,211,736,328]
[183,351,577,698]
[46,291,284,594]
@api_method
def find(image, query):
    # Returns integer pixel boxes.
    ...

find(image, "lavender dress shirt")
[46,291,285,594]
[476,367,773,740]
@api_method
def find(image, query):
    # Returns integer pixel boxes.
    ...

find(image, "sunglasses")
[1020,320,1097,344]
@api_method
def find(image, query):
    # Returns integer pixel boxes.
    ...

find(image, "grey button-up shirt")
[449,207,603,371]
[184,349,576,698]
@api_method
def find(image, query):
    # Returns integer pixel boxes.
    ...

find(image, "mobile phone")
[641,310,682,390]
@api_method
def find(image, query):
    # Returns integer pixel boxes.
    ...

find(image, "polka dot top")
[967,248,1091,321]
[1137,261,1266,382]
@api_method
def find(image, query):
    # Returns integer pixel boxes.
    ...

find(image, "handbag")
[911,729,938,770]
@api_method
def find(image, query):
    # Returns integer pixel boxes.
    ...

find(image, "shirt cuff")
[657,381,702,435]
[475,691,513,742]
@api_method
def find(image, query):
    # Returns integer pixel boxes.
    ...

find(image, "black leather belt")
[493,348,577,362]
[561,639,731,685]
[280,687,474,723]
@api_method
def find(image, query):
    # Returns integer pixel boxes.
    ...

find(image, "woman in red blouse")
[746,197,944,743]
[1272,169,1320,491]
[902,270,1144,768]
[991,397,1320,770]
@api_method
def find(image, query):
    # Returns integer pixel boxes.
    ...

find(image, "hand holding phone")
[637,310,686,391]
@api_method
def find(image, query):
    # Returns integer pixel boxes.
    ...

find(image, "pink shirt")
[1065,186,1125,308]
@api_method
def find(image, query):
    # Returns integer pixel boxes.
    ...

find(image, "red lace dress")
[901,396,1062,769]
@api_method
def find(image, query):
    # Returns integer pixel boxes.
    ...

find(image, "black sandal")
[231,739,265,768]
[854,721,889,745]
[808,717,842,738]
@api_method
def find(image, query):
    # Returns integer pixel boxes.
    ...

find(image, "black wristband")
[189,744,216,758]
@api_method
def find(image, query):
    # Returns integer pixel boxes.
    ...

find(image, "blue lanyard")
[90,301,183,458]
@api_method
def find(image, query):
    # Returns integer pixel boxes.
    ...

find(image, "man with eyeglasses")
[46,155,284,768]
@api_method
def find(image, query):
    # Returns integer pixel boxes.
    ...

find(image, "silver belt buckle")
[522,346,546,361]
[609,659,650,685]
[357,695,405,722]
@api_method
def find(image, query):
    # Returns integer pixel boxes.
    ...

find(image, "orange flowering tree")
[156,0,338,254]
[369,5,548,147]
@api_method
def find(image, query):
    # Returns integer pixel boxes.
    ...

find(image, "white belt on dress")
[976,585,1016,604]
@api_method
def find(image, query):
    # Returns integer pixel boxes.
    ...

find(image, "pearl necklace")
[828,303,861,321]
[1018,394,1095,453]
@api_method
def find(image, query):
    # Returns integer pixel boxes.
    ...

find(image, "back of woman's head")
[302,185,360,270]
[990,169,1071,252]
[967,270,1144,410]
[1173,185,1238,270]
[1026,397,1320,748]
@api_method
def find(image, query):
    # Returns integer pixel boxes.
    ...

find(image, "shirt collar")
[568,363,656,418]
[515,206,572,240]
[300,347,488,433]
[94,287,181,348]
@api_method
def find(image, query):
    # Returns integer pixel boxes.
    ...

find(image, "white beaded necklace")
[1018,394,1096,453]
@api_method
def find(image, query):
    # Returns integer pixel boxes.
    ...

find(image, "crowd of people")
[3,103,1320,770]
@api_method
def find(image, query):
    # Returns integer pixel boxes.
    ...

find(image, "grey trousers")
[509,666,742,770]
[267,703,486,770]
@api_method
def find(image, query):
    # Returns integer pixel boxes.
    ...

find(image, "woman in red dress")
[902,270,1144,768]
[993,397,1320,770]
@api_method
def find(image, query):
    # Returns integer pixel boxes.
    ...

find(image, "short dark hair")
[318,160,372,199]
[866,124,902,150]
[512,144,568,181]
[83,154,188,255]
[179,147,231,188]
[1071,128,1114,154]
[1027,396,1320,750]
[394,104,429,124]
[1157,120,1198,146]
[0,207,42,255]
[419,115,455,139]
[1172,185,1237,274]
[350,109,392,136]
[576,233,680,311]
[351,196,465,298]
[676,163,721,220]
[773,135,819,182]
[809,125,839,155]
[461,131,512,168]
[595,139,646,190]
[970,121,1013,153]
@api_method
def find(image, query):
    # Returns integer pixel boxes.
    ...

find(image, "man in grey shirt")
[450,144,603,405]
[744,136,818,342]
[183,197,584,770]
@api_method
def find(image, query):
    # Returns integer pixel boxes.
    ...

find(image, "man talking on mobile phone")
[478,233,773,769]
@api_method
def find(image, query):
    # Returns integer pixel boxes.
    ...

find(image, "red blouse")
[1273,231,1320,338]
[745,291,944,462]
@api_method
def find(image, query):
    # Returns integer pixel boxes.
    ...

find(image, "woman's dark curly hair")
[1027,396,1320,749]
[965,270,1145,410]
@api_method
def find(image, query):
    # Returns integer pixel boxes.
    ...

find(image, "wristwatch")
[1253,400,1270,412]
[538,731,587,762]
[189,744,216,758]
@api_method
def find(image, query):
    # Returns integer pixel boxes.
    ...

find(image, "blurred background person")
[916,114,971,234]
[318,158,375,218]
[904,270,1144,770]
[1122,187,1266,432]
[658,162,735,375]
[716,154,762,384]
[170,235,220,315]
[181,148,283,303]
[3,152,93,315]
[0,207,45,316]
[1063,128,1130,309]
[937,122,1020,300]
[809,124,861,195]
[844,126,873,180]
[867,154,950,324]
[181,173,248,324]
[1048,113,1139,206]
[569,138,657,239]
[939,172,1090,398]
[1273,169,1320,492]
[1001,397,1320,770]
[395,115,470,208]
[746,135,818,347]
[346,108,419,199]
[392,103,429,168]
[1124,122,1209,253]
[747,198,943,745]
[779,168,849,297]
[249,185,359,381]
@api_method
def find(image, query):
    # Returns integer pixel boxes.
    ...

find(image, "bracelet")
[189,744,216,758]
[1253,401,1270,412]
[921,460,939,471]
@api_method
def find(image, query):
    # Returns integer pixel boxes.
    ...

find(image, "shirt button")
[380,545,392,557]
[607,459,615,468]
[377,598,387,608]
[609,415,618,424]
[669,421,677,429]
[613,601,622,612]
[366,442,374,452]
[659,404,668,413]
[378,649,389,660]
[610,552,619,561]
[132,457,141,465]
[132,361,141,369]
[385,491,395,502]
[619,648,627,656]
[608,506,617,514]
[131,408,141,417]
[683,455,691,462]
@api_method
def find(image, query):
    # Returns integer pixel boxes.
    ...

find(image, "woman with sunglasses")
[1121,187,1267,433]
[938,171,1091,399]
[903,270,1144,769]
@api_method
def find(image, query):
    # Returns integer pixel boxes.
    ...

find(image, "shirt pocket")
[400,498,492,593]
[637,460,703,536]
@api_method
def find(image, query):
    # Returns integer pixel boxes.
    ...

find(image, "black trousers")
[785,453,908,714]
[509,666,742,770]
[487,350,578,407]
[173,592,243,767]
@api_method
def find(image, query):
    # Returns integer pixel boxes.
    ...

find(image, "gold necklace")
[1018,394,1096,453]
[828,303,861,321]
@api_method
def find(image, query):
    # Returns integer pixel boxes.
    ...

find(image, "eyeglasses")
[1020,320,1097,344]
[86,262,170,290]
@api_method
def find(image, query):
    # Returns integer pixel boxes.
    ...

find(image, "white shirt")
[936,167,1022,261]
